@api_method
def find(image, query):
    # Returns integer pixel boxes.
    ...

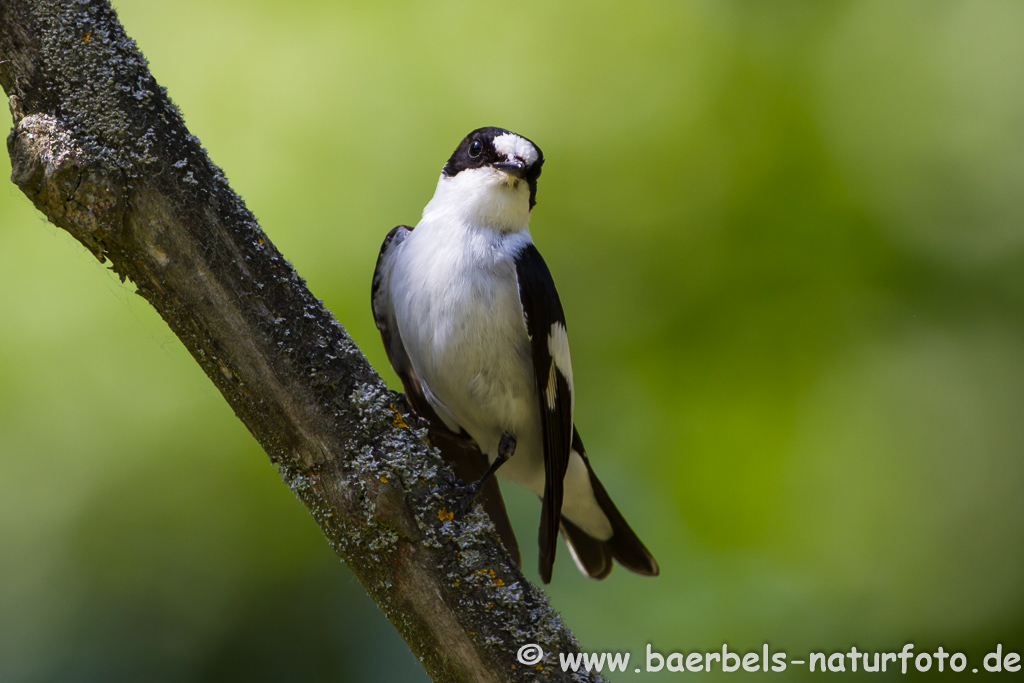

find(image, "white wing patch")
[547,322,574,415]
[545,362,558,410]
[493,132,540,166]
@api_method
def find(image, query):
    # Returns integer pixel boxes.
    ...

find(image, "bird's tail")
[559,429,659,580]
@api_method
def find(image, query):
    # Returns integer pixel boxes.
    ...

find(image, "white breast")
[390,219,538,457]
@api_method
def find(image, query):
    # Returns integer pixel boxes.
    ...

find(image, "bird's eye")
[469,140,483,158]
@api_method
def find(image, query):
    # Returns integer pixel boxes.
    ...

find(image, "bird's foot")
[455,482,484,515]
[454,433,516,515]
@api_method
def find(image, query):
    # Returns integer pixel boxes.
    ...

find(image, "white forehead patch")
[493,133,539,166]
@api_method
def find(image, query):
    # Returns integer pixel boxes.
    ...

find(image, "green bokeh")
[2,0,1023,680]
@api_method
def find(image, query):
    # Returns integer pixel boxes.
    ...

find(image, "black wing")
[372,225,521,566]
[371,226,437,421]
[514,242,574,583]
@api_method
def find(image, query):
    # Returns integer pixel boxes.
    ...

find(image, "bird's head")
[425,127,545,233]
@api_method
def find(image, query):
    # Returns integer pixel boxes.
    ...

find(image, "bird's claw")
[454,482,483,515]
[452,432,517,516]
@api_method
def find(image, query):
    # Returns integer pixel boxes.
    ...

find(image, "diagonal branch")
[0,2,604,681]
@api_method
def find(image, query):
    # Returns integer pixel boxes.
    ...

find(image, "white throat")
[421,167,532,234]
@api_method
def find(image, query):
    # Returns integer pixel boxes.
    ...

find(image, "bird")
[371,126,658,583]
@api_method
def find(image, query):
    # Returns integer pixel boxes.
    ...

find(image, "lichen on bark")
[1,1,604,681]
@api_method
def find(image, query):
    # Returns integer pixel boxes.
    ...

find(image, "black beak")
[493,160,527,179]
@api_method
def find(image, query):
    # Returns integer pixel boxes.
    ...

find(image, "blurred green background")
[2,0,1023,680]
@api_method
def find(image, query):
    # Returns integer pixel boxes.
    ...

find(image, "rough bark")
[0,2,605,681]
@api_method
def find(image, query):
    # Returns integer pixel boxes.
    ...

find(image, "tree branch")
[0,2,602,681]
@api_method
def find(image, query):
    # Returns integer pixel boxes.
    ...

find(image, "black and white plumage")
[372,127,658,582]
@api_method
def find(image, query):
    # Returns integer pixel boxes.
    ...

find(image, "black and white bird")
[372,127,658,582]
